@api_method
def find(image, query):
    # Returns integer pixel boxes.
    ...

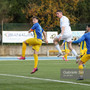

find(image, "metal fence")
[0,23,89,31]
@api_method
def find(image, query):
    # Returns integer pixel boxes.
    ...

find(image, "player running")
[73,25,90,80]
[18,16,48,74]
[53,10,78,59]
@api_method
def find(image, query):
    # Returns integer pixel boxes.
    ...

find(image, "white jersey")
[60,16,72,35]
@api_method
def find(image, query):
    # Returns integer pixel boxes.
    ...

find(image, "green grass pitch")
[0,60,90,90]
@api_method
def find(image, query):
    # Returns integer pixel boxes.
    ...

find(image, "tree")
[24,0,79,31]
[76,0,90,23]
[7,0,29,23]
[0,0,9,23]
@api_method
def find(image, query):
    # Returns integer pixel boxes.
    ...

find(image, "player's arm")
[61,27,65,35]
[58,27,65,41]
[28,29,33,33]
[43,31,48,44]
[72,35,85,43]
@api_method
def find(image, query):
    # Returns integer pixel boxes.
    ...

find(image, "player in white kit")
[53,10,78,60]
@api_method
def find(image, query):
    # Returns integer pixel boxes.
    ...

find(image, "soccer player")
[53,10,78,59]
[61,40,70,61]
[73,25,90,80]
[18,16,48,74]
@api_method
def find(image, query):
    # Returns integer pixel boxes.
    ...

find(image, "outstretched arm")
[73,35,85,43]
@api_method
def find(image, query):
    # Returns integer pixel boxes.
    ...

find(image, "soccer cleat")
[62,57,65,60]
[62,57,68,61]
[18,56,25,60]
[57,53,63,57]
[65,59,68,61]
[31,68,38,74]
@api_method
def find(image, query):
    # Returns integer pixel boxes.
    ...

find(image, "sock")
[79,65,83,69]
[64,54,67,59]
[34,54,38,68]
[78,65,84,78]
[55,44,62,54]
[72,49,77,56]
[22,42,26,57]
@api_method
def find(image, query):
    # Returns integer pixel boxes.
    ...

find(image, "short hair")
[32,16,38,20]
[87,24,90,28]
[56,10,62,13]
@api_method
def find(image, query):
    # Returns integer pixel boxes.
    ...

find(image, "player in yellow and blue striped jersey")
[73,25,90,80]
[18,16,48,74]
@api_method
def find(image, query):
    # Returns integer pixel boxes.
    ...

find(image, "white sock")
[72,49,77,56]
[55,44,62,54]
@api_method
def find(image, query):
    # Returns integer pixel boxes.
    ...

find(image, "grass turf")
[0,60,90,90]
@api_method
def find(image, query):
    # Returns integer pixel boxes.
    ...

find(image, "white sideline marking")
[0,74,90,86]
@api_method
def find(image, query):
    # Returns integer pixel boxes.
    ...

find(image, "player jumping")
[18,16,48,74]
[53,10,78,60]
[73,25,90,80]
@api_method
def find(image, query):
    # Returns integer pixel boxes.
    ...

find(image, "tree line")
[0,0,90,31]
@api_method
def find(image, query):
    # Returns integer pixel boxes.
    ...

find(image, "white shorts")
[56,33,72,42]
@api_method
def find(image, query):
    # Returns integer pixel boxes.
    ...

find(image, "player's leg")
[18,38,36,60]
[18,41,28,60]
[34,50,38,68]
[65,53,69,61]
[65,49,70,61]
[22,41,28,57]
[54,38,62,54]
[79,53,85,67]
[63,54,68,61]
[78,54,90,80]
[80,50,87,67]
[53,35,63,57]
[31,50,38,74]
[65,54,67,59]
[31,39,42,74]
[68,42,77,56]
[78,60,84,80]
[64,34,78,58]
[67,42,79,62]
